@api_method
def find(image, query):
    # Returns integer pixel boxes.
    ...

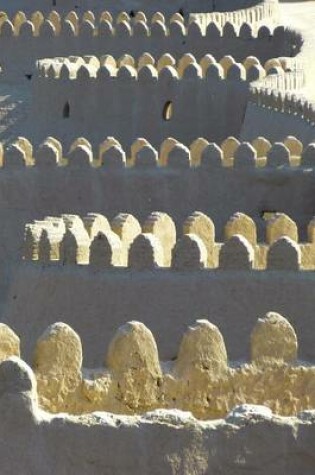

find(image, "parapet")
[36,53,278,82]
[249,87,315,127]
[23,211,315,270]
[0,9,282,39]
[2,355,315,474]
[2,135,314,169]
[190,0,280,34]
[2,311,315,419]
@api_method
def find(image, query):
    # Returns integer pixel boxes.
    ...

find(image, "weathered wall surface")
[0,0,275,16]
[31,75,249,147]
[3,263,315,366]
[0,18,298,83]
[241,101,315,144]
[2,313,314,418]
[0,165,313,270]
[1,356,315,475]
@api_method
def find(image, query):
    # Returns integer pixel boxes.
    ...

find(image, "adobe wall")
[3,263,315,366]
[0,0,276,16]
[0,133,313,277]
[31,71,249,147]
[0,155,313,271]
[0,310,314,418]
[0,357,314,475]
[241,102,315,143]
[0,15,299,83]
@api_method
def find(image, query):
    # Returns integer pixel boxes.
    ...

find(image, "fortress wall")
[0,140,314,273]
[31,73,250,148]
[0,16,299,82]
[191,0,279,31]
[241,98,315,144]
[23,211,315,270]
[1,312,314,418]
[3,263,315,367]
[0,0,278,19]
[0,356,314,475]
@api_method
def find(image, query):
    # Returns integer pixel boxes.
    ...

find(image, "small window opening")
[178,8,184,16]
[25,73,32,80]
[129,10,135,17]
[260,210,278,220]
[63,101,70,119]
[163,101,173,121]
[52,0,56,5]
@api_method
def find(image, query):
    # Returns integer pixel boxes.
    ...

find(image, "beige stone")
[0,324,20,361]
[251,136,271,160]
[225,212,257,245]
[219,235,254,270]
[33,322,82,411]
[221,137,240,165]
[183,212,216,266]
[172,234,207,270]
[106,321,162,412]
[143,212,176,266]
[159,137,178,166]
[267,237,301,271]
[190,138,209,166]
[129,233,164,269]
[200,143,223,168]
[90,230,123,268]
[266,213,298,244]
[111,213,141,265]
[251,312,298,364]
[59,228,90,265]
[175,319,228,376]
[82,213,110,239]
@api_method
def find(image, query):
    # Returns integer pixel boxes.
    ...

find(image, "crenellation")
[111,213,142,265]
[23,211,315,270]
[1,0,315,469]
[266,212,298,244]
[89,230,123,267]
[267,236,301,270]
[250,311,298,364]
[59,227,90,265]
[128,233,164,269]
[219,234,254,270]
[2,310,315,419]
[172,233,208,270]
[35,53,286,81]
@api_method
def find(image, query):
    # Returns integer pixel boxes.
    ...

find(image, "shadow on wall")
[31,74,250,148]
[0,0,266,15]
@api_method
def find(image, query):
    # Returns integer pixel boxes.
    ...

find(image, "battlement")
[3,135,314,168]
[191,0,279,33]
[0,6,300,84]
[36,53,298,84]
[250,87,314,123]
[23,211,315,270]
[0,6,279,38]
[0,311,314,418]
[2,355,315,474]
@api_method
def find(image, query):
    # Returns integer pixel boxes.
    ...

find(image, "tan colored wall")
[0,13,299,82]
[0,312,312,419]
[0,141,314,278]
[241,100,315,144]
[1,355,315,474]
[4,263,315,367]
[30,63,249,147]
[23,211,315,270]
